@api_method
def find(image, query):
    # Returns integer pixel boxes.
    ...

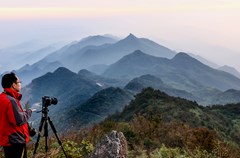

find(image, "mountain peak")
[53,67,75,75]
[171,52,214,72]
[118,34,139,44]
[126,33,138,39]
[78,69,97,77]
[131,50,145,56]
[81,35,112,42]
[172,52,200,64]
[173,52,191,59]
[121,50,153,61]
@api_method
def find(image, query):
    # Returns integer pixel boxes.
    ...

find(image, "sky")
[0,0,240,71]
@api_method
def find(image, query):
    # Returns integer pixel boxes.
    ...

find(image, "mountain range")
[103,50,240,91]
[7,34,177,87]
[4,34,239,87]
[74,34,176,70]
[5,35,118,87]
[24,65,240,131]
[1,33,240,131]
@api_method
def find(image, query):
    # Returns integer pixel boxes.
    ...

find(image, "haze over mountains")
[0,40,65,74]
[38,33,176,73]
[1,33,240,130]
[2,33,238,87]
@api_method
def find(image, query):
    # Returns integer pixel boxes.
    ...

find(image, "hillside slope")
[110,87,240,144]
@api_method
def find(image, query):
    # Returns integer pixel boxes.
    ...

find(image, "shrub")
[57,140,93,158]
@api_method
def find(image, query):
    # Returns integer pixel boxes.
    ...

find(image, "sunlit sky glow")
[1,2,240,19]
[0,0,240,71]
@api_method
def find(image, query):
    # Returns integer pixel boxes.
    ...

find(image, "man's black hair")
[1,72,18,88]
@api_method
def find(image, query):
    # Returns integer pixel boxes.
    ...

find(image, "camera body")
[42,96,58,107]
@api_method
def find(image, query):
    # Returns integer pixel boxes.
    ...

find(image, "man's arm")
[7,99,32,126]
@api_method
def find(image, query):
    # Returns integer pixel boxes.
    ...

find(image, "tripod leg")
[33,117,45,156]
[48,117,69,158]
[44,118,49,154]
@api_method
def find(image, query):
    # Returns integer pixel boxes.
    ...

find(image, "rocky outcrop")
[91,130,128,158]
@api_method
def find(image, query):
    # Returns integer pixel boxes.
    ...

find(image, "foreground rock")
[91,130,128,158]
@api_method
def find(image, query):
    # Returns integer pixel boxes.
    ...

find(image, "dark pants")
[3,144,27,158]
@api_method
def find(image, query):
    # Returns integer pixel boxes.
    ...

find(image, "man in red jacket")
[0,72,32,158]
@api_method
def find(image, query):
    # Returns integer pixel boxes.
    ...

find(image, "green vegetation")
[98,87,240,157]
[27,133,94,158]
[26,87,240,157]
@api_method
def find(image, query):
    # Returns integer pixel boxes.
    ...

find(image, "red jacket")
[0,88,32,146]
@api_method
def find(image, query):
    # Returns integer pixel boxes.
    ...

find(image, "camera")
[42,96,58,107]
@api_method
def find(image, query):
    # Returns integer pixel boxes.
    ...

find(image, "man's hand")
[29,108,37,112]
[29,102,41,112]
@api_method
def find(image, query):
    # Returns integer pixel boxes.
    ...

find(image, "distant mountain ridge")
[32,33,175,72]
[103,50,170,79]
[70,34,176,71]
[103,50,240,91]
[218,65,240,79]
[210,89,240,105]
[125,74,240,105]
[124,74,197,101]
[188,53,219,69]
[42,35,119,71]
[0,40,64,73]
[15,61,63,86]
[3,35,118,86]
[10,33,177,86]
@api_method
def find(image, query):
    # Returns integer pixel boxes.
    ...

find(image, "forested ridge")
[3,87,239,158]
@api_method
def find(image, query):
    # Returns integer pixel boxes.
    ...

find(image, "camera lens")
[50,97,58,105]
[42,96,58,107]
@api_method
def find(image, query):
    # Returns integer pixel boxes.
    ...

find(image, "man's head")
[1,72,21,92]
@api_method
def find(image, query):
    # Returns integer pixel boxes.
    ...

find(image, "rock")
[90,130,128,158]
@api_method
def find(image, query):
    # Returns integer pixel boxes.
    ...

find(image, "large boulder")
[91,130,128,158]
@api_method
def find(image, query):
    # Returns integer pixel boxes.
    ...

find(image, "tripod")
[33,101,69,158]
